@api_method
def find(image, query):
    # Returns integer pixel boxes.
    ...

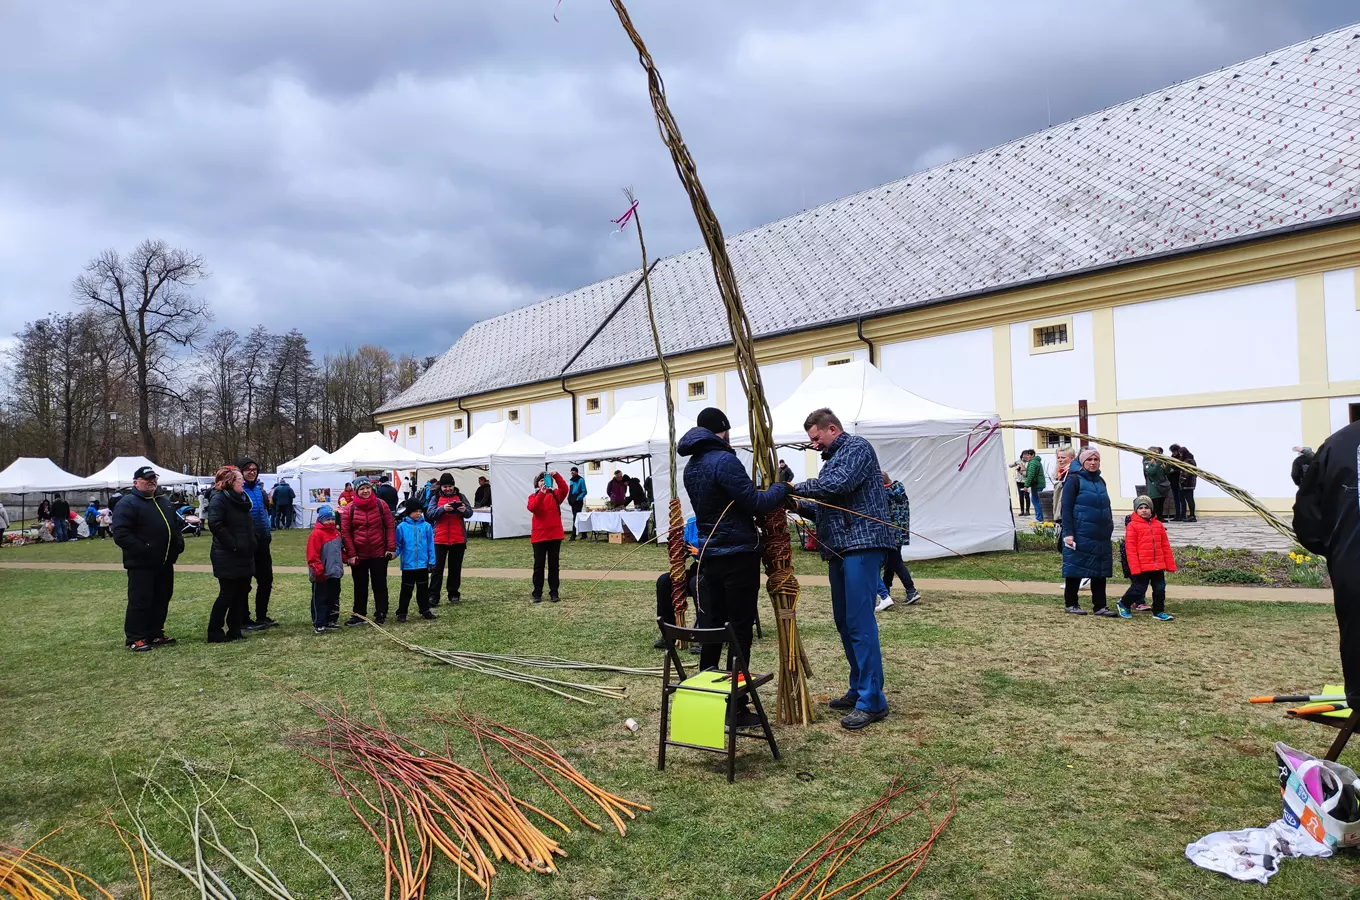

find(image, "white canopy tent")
[78,456,202,490]
[0,457,90,494]
[299,431,433,473]
[546,397,696,541]
[276,444,330,476]
[420,421,553,539]
[731,360,1014,559]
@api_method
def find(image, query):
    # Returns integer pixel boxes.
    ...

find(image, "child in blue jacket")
[394,498,437,622]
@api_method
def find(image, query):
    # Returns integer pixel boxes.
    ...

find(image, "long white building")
[378,24,1360,514]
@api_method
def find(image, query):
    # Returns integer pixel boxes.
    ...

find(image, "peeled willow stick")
[621,187,690,633]
[609,0,813,725]
[997,423,1295,541]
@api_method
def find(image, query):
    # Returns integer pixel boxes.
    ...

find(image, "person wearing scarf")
[340,476,396,625]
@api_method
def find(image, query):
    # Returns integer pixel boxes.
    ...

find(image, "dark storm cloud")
[0,0,1354,357]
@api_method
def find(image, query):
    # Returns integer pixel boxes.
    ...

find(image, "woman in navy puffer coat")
[1060,447,1115,616]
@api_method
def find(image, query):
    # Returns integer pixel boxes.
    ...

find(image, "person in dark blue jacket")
[678,407,788,701]
[111,466,186,651]
[1060,447,1116,616]
[237,456,277,630]
[793,408,894,731]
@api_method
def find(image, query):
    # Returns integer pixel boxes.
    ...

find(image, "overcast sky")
[1,1,1356,358]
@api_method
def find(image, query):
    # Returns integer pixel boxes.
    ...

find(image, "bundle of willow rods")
[365,617,661,704]
[112,753,352,900]
[758,765,955,900]
[293,694,647,899]
[429,708,651,835]
[0,837,116,900]
[609,0,814,725]
[621,186,689,630]
[999,423,1295,541]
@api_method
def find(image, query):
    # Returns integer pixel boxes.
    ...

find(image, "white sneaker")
[875,594,894,612]
[1079,578,1091,590]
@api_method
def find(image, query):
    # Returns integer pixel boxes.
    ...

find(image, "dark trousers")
[1151,497,1166,520]
[54,518,68,542]
[532,540,561,597]
[569,499,584,538]
[1016,484,1030,515]
[209,576,251,636]
[351,557,390,618]
[695,552,761,672]
[1121,570,1167,613]
[1064,576,1108,611]
[882,547,915,593]
[655,568,698,627]
[277,505,294,529]
[97,526,110,539]
[1171,483,1185,518]
[431,543,466,600]
[1334,574,1360,702]
[828,550,888,713]
[311,578,341,628]
[124,565,175,643]
[251,539,273,621]
[397,569,432,616]
[1182,489,1196,518]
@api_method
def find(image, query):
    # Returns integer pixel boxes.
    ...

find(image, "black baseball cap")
[134,466,158,480]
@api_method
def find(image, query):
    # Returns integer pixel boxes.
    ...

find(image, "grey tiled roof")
[381,23,1360,413]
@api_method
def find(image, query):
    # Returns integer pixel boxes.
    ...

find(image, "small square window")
[1028,316,1073,355]
[585,396,602,414]
[507,409,521,424]
[1350,402,1360,424]
[826,355,853,366]
[686,380,707,400]
[1036,429,1066,449]
[452,416,464,431]
[587,461,602,474]
[407,425,418,437]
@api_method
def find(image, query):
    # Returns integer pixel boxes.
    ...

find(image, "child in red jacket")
[527,471,568,603]
[305,505,344,633]
[1118,495,1176,621]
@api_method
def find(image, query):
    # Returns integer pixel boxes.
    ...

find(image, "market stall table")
[575,510,653,542]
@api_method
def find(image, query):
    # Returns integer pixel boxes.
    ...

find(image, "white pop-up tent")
[0,457,90,493]
[546,396,696,540]
[79,456,202,489]
[731,360,1013,559]
[300,431,433,473]
[420,421,553,539]
[276,444,330,475]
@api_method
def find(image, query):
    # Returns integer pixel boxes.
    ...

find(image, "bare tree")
[74,239,211,461]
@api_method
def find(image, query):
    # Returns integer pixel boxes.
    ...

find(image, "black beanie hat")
[697,407,731,434]
[438,473,455,486]
[237,455,257,471]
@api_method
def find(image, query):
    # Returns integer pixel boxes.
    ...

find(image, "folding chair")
[656,619,779,783]
[1295,709,1360,762]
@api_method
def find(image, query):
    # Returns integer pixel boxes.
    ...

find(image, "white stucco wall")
[676,374,717,423]
[529,397,573,449]
[879,328,995,412]
[1117,401,1302,500]
[725,360,805,434]
[1114,279,1299,400]
[403,422,421,453]
[1331,396,1360,434]
[1010,312,1096,409]
[812,347,868,368]
[1323,268,1360,383]
[422,417,449,457]
[470,409,500,434]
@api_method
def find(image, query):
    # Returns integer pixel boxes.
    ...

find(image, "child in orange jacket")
[306,505,344,633]
[1118,495,1176,621]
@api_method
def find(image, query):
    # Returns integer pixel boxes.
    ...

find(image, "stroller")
[177,505,204,537]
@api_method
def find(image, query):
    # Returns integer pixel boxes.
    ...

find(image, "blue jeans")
[54,518,68,542]
[1033,493,1045,523]
[828,549,888,714]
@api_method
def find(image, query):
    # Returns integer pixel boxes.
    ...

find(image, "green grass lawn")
[6,528,1329,590]
[1,564,1356,898]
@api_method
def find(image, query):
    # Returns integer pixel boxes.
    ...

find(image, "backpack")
[1118,513,1132,579]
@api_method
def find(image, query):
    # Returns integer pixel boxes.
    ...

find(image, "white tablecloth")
[575,510,652,538]
[469,510,492,524]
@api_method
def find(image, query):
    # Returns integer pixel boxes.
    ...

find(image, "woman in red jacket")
[1117,495,1176,621]
[340,476,396,625]
[527,470,568,603]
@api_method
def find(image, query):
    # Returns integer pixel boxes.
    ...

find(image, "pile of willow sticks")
[292,693,648,899]
[758,765,955,900]
[112,753,352,900]
[365,617,662,704]
[0,837,117,900]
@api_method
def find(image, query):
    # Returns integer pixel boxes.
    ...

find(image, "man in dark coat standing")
[1295,422,1360,701]
[678,407,788,723]
[50,493,71,542]
[376,474,400,512]
[237,456,276,630]
[111,466,185,652]
[272,478,297,529]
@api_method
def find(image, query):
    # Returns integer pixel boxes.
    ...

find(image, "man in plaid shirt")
[793,408,894,731]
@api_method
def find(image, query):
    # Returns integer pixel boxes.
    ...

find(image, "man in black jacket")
[678,407,788,703]
[51,493,71,542]
[376,474,400,512]
[1295,421,1360,700]
[474,476,492,509]
[111,466,186,652]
